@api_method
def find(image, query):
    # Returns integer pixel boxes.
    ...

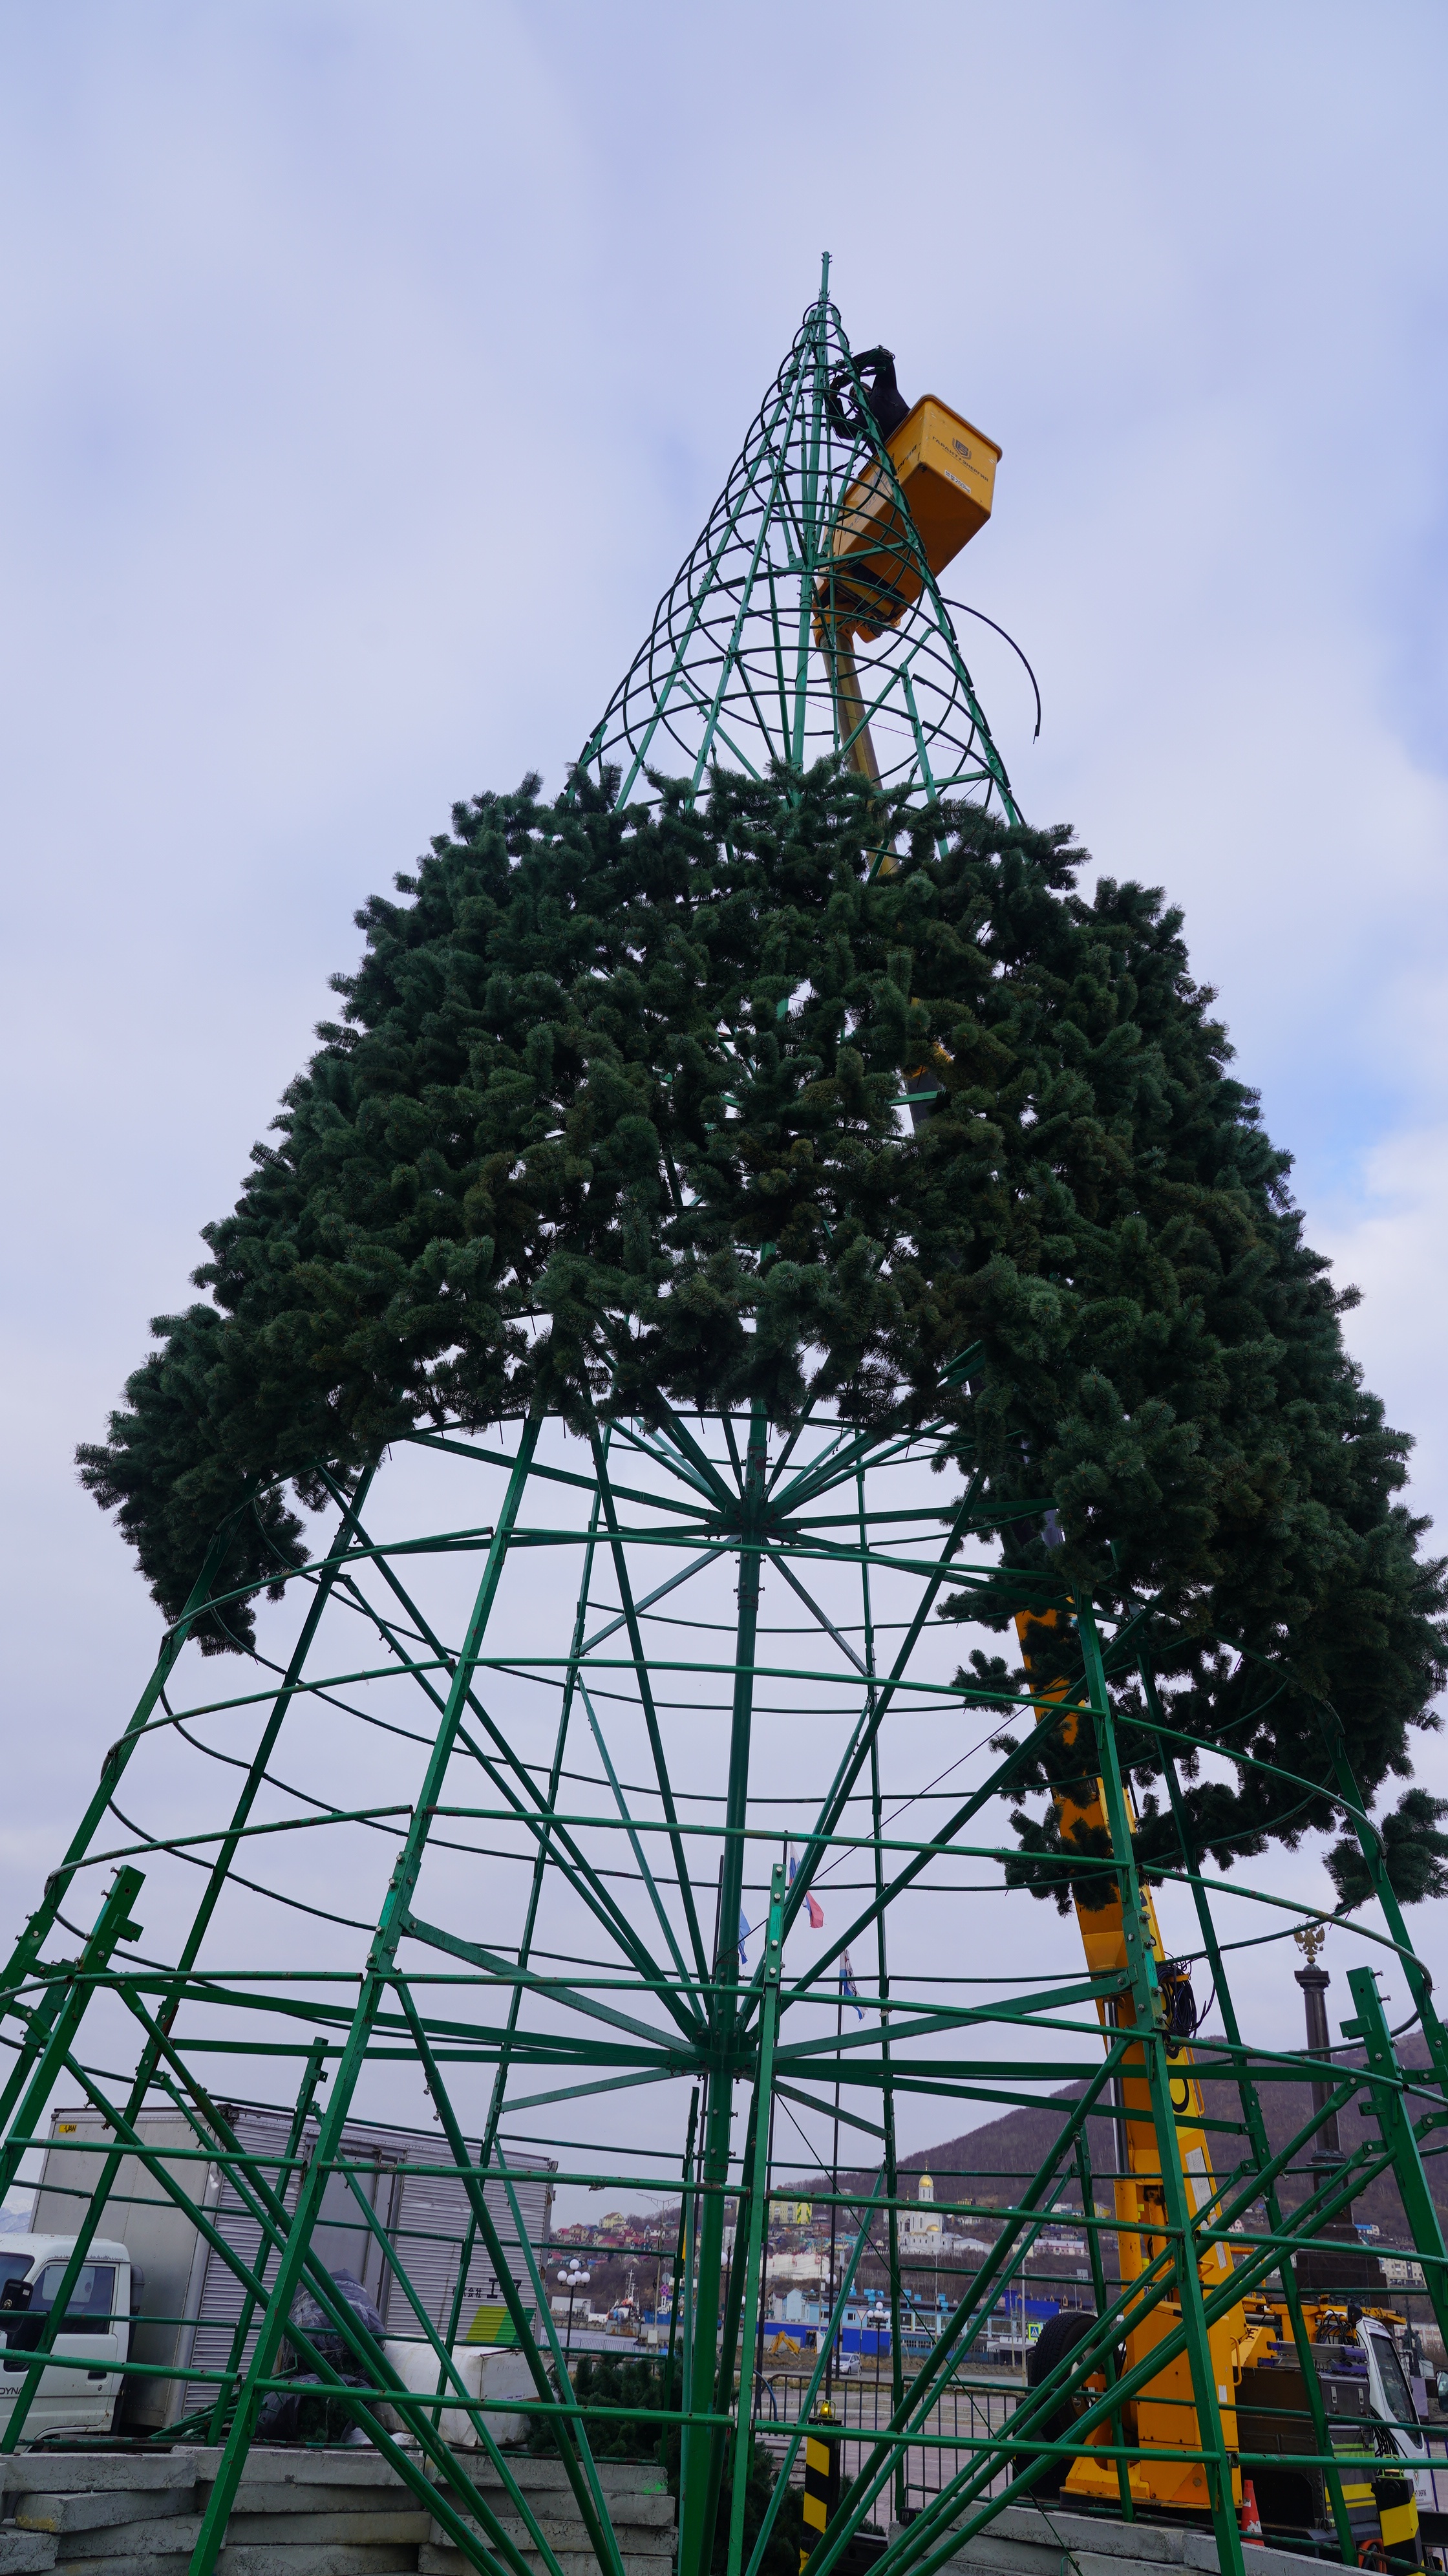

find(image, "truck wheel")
[1012,2310,1102,2495]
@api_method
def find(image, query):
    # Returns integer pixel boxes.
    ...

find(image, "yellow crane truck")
[1012,1601,1429,2566]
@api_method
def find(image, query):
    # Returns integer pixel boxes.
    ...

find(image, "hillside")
[808,2031,1447,2290]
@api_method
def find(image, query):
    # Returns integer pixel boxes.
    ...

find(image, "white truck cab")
[0,2235,133,2441]
[1358,2316,1442,2516]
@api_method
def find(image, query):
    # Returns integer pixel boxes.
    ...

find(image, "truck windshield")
[1370,2330,1418,2432]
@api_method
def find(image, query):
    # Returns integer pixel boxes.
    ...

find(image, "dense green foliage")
[78,762,1447,1889]
[525,2354,802,2576]
[526,2349,674,2462]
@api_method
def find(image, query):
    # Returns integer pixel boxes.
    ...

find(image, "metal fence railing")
[752,2367,1023,2517]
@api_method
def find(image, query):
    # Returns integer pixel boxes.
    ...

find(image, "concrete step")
[451,2464,666,2499]
[54,2520,202,2563]
[224,2492,425,2524]
[427,2512,672,2554]
[1,2452,410,2498]
[0,2468,198,2500]
[227,2458,416,2496]
[935,2503,1332,2576]
[52,2512,431,2563]
[429,2498,673,2538]
[16,2496,195,2537]
[420,2555,665,2576]
[1,2443,676,2576]
[65,2553,418,2576]
[0,2532,58,2574]
[224,2520,432,2552]
[222,2555,418,2576]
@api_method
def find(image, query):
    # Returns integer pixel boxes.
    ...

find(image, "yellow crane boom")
[1012,1605,1254,2513]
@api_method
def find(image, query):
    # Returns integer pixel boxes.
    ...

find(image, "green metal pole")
[351,1565,694,2033]
[858,1465,906,2521]
[726,1864,785,2576]
[740,2178,885,2576]
[679,1406,769,2576]
[791,270,829,767]
[1342,1967,1448,2354]
[1073,2129,1134,2520]
[667,2086,701,2399]
[1319,1712,1448,2093]
[715,2085,760,2429]
[682,2084,701,2437]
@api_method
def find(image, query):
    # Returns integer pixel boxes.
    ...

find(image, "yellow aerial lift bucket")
[820,394,1001,642]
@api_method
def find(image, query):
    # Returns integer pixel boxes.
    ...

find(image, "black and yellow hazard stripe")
[1332,2438,1422,2573]
[1371,2471,1420,2569]
[800,2418,840,2571]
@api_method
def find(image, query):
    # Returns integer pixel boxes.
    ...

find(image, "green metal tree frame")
[3,266,1447,2576]
[579,254,1019,819]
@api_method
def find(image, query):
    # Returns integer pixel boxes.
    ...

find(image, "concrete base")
[0,2447,674,2576]
[913,2500,1337,2576]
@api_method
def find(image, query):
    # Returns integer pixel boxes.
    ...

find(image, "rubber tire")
[1013,2308,1101,2496]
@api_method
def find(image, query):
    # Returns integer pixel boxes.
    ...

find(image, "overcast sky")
[4,2,1448,2207]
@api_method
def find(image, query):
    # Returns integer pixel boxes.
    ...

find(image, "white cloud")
[1319,1128,1448,1545]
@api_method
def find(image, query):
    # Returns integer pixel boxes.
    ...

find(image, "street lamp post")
[650,2231,664,2347]
[557,2260,591,2357]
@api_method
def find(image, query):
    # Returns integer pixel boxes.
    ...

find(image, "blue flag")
[739,1909,750,1964]
[840,1950,863,2021]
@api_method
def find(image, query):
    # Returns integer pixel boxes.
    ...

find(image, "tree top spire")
[577,277,1020,822]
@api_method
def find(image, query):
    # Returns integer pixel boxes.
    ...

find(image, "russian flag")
[788,1850,825,1930]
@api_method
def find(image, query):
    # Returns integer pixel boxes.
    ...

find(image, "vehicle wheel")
[1012,2310,1103,2496]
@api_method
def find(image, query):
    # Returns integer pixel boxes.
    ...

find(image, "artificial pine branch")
[76,762,1447,1859]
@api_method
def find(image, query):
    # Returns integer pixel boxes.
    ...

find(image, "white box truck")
[16,2103,553,2435]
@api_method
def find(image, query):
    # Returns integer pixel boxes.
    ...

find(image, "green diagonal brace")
[0,1866,145,2207]
[726,1862,785,2576]
[1343,1964,1448,2352]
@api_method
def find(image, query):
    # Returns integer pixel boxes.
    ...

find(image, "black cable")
[941,597,1042,739]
